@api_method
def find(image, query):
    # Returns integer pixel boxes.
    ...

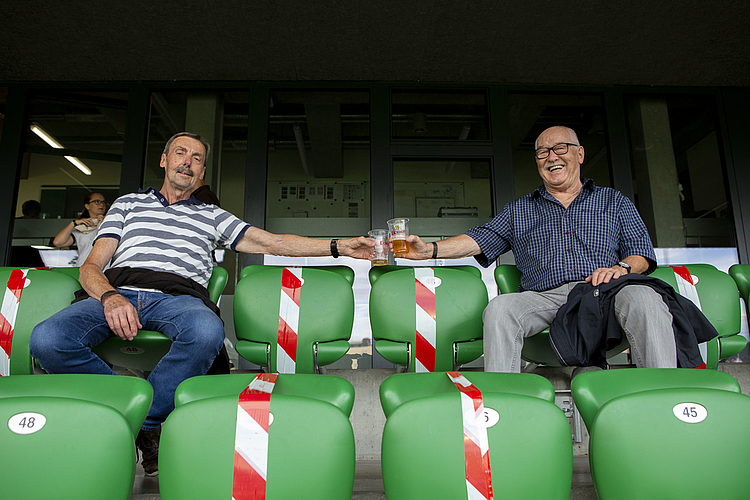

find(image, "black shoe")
[136,427,161,477]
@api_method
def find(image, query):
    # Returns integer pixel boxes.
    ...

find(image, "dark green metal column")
[0,87,29,265]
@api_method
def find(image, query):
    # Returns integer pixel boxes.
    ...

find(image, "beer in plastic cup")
[368,229,389,266]
[387,218,410,255]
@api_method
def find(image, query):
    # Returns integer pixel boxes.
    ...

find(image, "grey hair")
[534,126,580,150]
[162,132,211,161]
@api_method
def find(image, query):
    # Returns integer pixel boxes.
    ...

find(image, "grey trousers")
[483,281,677,372]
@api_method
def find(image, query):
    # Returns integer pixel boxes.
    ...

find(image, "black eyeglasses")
[535,142,579,160]
[88,200,106,205]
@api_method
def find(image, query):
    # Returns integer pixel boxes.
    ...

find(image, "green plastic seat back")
[47,266,81,280]
[379,371,555,418]
[0,268,82,375]
[234,266,354,373]
[589,388,750,500]
[651,264,744,368]
[382,391,572,500]
[0,373,153,437]
[0,396,135,500]
[92,266,228,371]
[369,264,481,285]
[160,393,355,500]
[493,264,630,366]
[175,373,355,416]
[571,368,741,430]
[241,264,355,285]
[207,265,229,303]
[729,264,750,302]
[650,264,740,337]
[370,267,488,371]
[493,264,522,294]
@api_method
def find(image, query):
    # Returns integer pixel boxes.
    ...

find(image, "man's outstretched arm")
[394,234,482,261]
[235,227,375,260]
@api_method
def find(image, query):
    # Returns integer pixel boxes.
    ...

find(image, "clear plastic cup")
[368,229,389,266]
[387,218,410,256]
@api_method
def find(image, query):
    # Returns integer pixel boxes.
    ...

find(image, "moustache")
[176,167,194,176]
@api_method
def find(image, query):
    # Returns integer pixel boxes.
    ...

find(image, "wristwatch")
[617,261,631,274]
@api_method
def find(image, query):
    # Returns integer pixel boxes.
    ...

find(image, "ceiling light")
[30,122,92,176]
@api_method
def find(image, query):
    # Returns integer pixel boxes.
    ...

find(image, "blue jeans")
[30,290,225,429]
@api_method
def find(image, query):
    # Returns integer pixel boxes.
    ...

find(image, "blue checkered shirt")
[465,179,657,292]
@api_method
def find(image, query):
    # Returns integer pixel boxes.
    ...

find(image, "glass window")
[393,159,493,238]
[508,93,610,197]
[392,90,489,141]
[626,94,734,248]
[12,91,126,267]
[265,90,371,238]
[263,90,372,369]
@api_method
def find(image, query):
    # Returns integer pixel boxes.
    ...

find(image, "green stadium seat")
[0,268,82,375]
[586,386,750,500]
[368,264,481,284]
[571,368,741,431]
[159,393,355,500]
[725,265,750,361]
[91,266,228,372]
[47,266,81,280]
[369,267,487,371]
[234,266,354,373]
[175,372,356,416]
[241,264,355,285]
[0,374,150,499]
[382,390,572,500]
[379,371,555,418]
[650,264,745,369]
[0,373,152,437]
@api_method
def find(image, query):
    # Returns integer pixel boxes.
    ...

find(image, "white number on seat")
[8,412,46,435]
[672,402,707,423]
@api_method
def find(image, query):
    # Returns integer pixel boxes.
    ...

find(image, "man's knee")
[615,285,668,315]
[29,318,62,362]
[178,311,225,352]
[483,294,520,323]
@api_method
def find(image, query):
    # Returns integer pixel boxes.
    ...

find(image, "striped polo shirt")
[96,187,250,288]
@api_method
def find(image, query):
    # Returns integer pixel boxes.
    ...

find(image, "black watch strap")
[331,239,339,258]
[617,261,631,274]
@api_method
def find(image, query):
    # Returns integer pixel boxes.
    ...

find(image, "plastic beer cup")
[387,218,410,255]
[368,229,389,266]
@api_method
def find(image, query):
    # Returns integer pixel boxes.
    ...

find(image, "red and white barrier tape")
[232,373,278,500]
[671,266,708,368]
[276,268,302,374]
[414,268,437,372]
[447,372,494,500]
[0,269,31,377]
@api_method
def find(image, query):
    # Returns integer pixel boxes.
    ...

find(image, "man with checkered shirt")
[398,125,676,373]
[30,132,374,475]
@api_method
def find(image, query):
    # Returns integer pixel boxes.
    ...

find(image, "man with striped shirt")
[30,132,374,475]
[397,126,676,373]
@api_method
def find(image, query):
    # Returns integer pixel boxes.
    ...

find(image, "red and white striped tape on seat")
[0,269,31,377]
[447,371,494,500]
[232,373,278,500]
[276,268,303,374]
[414,268,437,372]
[671,266,708,368]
